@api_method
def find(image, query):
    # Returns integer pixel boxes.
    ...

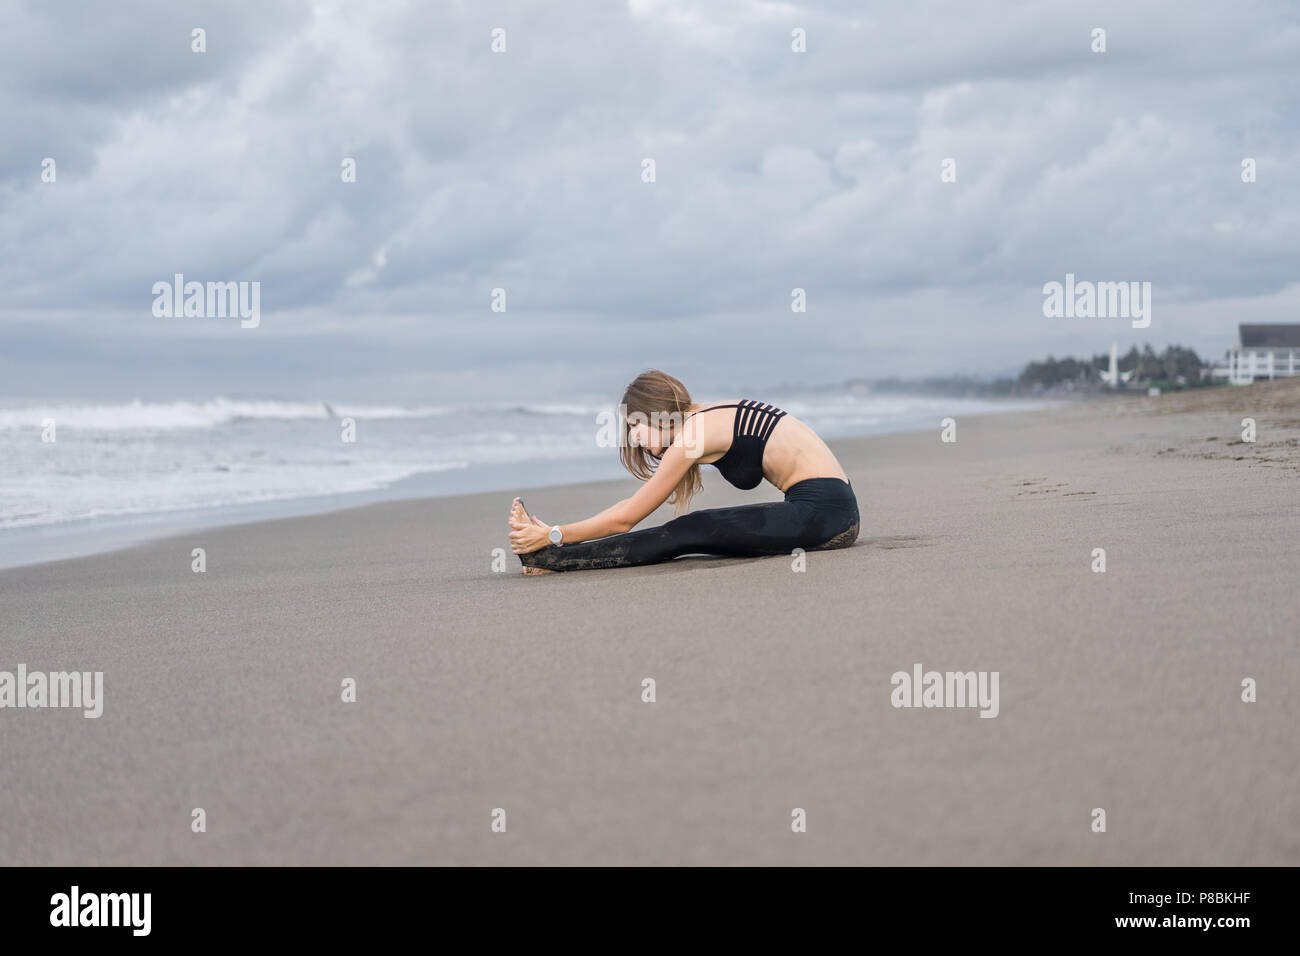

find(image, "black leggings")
[519,477,859,572]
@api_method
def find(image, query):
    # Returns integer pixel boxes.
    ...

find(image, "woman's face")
[627,414,674,459]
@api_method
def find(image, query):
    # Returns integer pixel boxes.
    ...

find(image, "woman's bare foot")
[510,496,529,526]
[510,497,548,526]
[509,497,549,533]
[510,497,555,574]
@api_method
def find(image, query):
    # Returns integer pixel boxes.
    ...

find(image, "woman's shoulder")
[678,402,739,462]
[685,400,742,417]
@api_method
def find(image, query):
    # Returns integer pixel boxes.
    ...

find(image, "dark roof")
[1240,324,1300,347]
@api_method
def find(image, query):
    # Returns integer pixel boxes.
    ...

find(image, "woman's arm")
[509,441,696,553]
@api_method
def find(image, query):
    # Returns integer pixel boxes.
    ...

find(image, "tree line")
[856,345,1212,397]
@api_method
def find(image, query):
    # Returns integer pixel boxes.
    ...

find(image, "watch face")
[548,526,562,544]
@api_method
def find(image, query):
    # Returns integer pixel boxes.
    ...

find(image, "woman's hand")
[509,518,551,554]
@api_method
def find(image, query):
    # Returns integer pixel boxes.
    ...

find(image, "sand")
[1,381,1298,865]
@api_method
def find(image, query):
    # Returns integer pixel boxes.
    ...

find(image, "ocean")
[0,389,1045,568]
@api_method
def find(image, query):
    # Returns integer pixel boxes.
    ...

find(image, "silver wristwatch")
[548,525,563,546]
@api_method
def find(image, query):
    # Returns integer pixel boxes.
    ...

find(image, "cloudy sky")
[2,0,1298,403]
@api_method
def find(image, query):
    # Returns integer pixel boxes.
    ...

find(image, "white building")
[1213,324,1300,385]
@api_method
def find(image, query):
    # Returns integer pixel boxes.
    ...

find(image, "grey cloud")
[1,0,1298,401]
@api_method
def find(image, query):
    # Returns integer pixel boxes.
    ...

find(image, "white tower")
[1100,343,1119,387]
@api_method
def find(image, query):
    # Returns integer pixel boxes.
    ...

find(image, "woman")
[508,370,859,573]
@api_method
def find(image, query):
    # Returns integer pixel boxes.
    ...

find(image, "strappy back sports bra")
[683,400,787,490]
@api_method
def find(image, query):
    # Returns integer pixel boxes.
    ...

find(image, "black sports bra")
[683,400,787,490]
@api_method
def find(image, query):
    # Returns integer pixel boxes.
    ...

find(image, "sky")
[2,0,1298,403]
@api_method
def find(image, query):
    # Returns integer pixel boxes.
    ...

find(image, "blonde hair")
[619,370,703,514]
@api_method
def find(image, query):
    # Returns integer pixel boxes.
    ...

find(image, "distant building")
[1098,342,1135,388]
[1213,324,1300,385]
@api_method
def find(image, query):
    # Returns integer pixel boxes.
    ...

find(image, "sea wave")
[0,460,471,529]
[0,397,454,432]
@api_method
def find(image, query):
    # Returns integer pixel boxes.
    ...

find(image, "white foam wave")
[0,460,471,529]
[0,397,453,432]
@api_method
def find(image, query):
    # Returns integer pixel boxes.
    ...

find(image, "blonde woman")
[508,370,859,573]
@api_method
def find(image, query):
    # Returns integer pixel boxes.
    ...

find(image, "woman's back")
[687,400,849,492]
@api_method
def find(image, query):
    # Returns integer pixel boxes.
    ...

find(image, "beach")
[1,382,1297,866]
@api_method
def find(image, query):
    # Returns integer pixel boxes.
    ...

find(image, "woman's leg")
[519,498,843,573]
